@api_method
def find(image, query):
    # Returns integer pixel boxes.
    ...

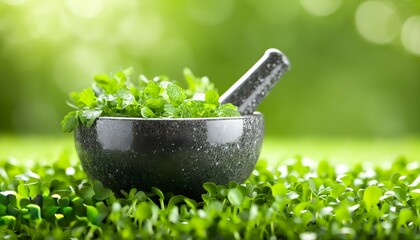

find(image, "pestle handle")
[219,48,290,115]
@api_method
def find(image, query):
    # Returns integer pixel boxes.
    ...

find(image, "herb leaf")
[166,83,186,106]
[141,107,156,118]
[183,68,215,97]
[205,89,220,107]
[78,88,97,108]
[61,111,78,133]
[79,109,102,128]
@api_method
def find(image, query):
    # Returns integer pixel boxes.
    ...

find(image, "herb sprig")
[61,68,240,133]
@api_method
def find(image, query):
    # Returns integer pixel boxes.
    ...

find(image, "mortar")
[75,49,290,198]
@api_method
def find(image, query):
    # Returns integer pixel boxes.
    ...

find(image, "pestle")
[219,48,290,115]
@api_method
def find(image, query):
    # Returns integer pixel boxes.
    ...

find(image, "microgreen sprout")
[1,154,420,239]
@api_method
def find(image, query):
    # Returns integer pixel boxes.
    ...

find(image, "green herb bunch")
[61,68,240,133]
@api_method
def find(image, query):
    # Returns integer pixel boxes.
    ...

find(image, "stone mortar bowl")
[75,113,264,198]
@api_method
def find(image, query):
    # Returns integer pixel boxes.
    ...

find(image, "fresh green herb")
[61,68,240,133]
[1,154,420,239]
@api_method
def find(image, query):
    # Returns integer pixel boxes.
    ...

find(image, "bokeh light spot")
[1,0,27,5]
[256,1,300,24]
[186,0,235,25]
[118,14,164,54]
[355,1,400,44]
[401,16,420,56]
[24,3,69,41]
[300,0,342,17]
[54,45,104,93]
[65,0,104,18]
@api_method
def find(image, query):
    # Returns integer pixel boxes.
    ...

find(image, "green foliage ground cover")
[1,148,420,239]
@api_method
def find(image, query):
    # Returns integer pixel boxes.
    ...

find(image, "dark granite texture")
[75,113,264,199]
[219,48,290,115]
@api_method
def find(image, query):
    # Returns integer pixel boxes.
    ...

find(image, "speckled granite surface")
[220,48,290,115]
[75,114,264,198]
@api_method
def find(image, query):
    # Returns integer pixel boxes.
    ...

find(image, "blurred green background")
[1,0,419,138]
